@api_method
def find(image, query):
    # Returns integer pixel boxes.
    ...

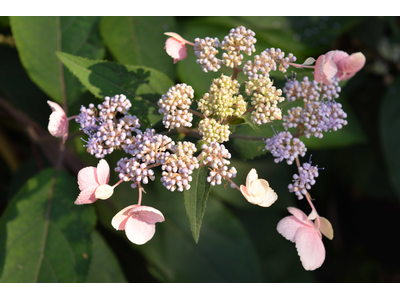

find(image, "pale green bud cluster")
[198,118,231,143]
[220,25,257,68]
[245,77,284,125]
[197,74,247,119]
[194,37,221,73]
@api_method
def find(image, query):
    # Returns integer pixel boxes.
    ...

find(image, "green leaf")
[100,16,177,80]
[10,16,105,105]
[56,51,174,125]
[380,75,400,200]
[183,166,211,243]
[85,230,127,283]
[0,168,96,282]
[138,183,262,282]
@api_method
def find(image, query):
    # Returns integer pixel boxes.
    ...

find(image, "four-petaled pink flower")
[330,50,366,81]
[164,32,195,64]
[314,50,366,85]
[277,207,333,271]
[75,159,114,205]
[47,100,69,143]
[112,204,165,245]
[240,168,278,207]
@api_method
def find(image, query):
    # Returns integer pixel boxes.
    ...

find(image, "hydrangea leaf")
[183,166,211,243]
[56,51,174,126]
[138,184,262,282]
[85,230,127,283]
[10,16,104,105]
[100,16,176,80]
[0,168,96,282]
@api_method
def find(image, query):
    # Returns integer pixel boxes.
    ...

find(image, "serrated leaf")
[0,168,96,282]
[380,75,400,200]
[183,166,211,243]
[138,184,262,282]
[10,16,105,105]
[100,16,176,80]
[56,51,174,125]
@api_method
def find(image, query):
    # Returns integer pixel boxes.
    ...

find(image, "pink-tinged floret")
[277,207,332,271]
[47,100,69,143]
[111,204,165,245]
[164,32,194,64]
[75,159,112,205]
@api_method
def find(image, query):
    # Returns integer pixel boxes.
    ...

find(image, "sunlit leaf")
[10,16,105,105]
[100,16,176,80]
[56,51,174,125]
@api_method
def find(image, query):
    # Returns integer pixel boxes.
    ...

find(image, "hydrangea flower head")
[112,204,165,245]
[314,51,338,85]
[277,207,333,271]
[47,100,69,143]
[240,168,278,207]
[331,50,366,81]
[164,32,194,64]
[75,159,113,205]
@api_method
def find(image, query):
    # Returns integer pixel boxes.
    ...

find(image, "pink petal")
[74,186,97,205]
[130,205,165,224]
[124,214,156,245]
[240,184,256,204]
[47,100,68,143]
[277,215,304,242]
[322,59,338,85]
[314,55,325,83]
[96,159,110,185]
[287,206,309,224]
[165,37,187,63]
[336,52,366,80]
[294,227,325,271]
[111,205,137,230]
[77,166,99,191]
[331,50,349,64]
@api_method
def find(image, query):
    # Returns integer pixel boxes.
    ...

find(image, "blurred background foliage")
[0,16,400,282]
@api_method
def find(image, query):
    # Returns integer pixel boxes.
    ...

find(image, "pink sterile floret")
[47,100,69,144]
[112,205,165,245]
[75,159,113,205]
[240,168,278,207]
[164,32,194,64]
[277,207,327,271]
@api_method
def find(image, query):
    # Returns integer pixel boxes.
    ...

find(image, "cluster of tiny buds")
[161,141,199,192]
[98,94,132,120]
[245,77,284,125]
[264,131,307,165]
[284,75,341,102]
[158,83,194,130]
[122,128,174,164]
[220,26,257,68]
[115,158,155,188]
[197,74,246,119]
[198,118,231,143]
[200,142,237,187]
[243,48,297,79]
[194,37,221,72]
[288,161,320,200]
[77,95,141,158]
[283,100,348,138]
